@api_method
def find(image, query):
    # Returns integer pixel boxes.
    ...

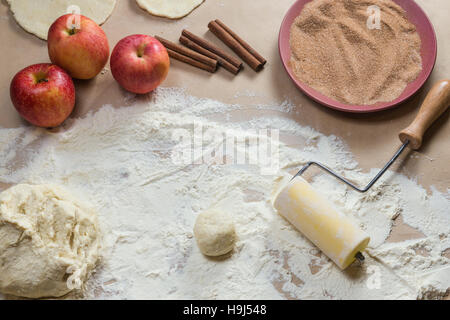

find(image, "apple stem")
[37,79,49,83]
[137,44,146,58]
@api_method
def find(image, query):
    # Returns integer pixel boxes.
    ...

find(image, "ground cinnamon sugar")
[290,0,422,105]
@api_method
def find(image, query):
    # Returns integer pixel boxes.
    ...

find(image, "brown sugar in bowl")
[278,0,437,113]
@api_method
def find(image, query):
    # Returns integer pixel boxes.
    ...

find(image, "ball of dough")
[0,184,101,298]
[194,209,236,256]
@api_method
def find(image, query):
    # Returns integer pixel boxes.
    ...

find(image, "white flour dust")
[0,88,449,299]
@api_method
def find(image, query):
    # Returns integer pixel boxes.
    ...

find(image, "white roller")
[274,176,370,269]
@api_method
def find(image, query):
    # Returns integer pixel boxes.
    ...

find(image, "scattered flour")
[0,88,448,299]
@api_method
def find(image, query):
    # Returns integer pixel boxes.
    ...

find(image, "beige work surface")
[0,0,449,298]
[1,0,449,192]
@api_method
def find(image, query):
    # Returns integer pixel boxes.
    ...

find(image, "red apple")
[48,14,109,79]
[110,35,170,94]
[10,63,75,128]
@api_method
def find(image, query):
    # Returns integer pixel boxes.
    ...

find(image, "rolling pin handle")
[399,79,450,150]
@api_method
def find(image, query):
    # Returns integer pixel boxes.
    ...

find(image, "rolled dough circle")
[136,0,205,19]
[6,0,116,40]
[194,209,236,257]
[0,184,101,298]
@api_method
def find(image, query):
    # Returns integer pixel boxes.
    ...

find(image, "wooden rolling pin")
[275,80,450,270]
[400,79,450,149]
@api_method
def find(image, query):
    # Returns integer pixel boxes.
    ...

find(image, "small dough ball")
[194,209,236,256]
[0,184,101,298]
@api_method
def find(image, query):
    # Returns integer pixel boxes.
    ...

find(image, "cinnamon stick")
[179,35,240,75]
[166,48,216,73]
[181,29,242,70]
[208,20,264,72]
[155,36,218,70]
[215,19,266,65]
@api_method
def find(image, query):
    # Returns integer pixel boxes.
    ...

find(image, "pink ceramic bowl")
[278,0,437,113]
